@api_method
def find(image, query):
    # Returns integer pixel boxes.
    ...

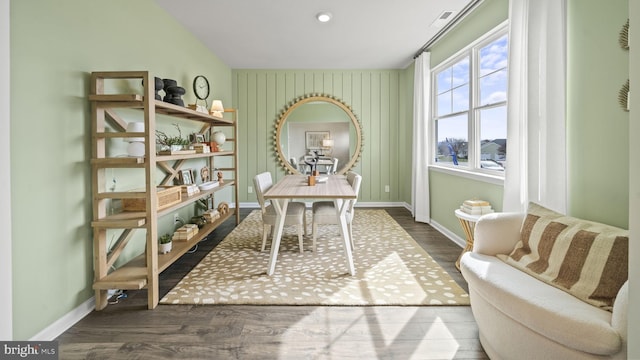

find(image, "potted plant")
[156,123,191,152]
[159,233,172,254]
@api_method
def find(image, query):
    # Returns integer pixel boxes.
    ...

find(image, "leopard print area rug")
[160,210,470,306]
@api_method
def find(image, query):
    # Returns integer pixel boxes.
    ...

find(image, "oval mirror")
[274,94,363,175]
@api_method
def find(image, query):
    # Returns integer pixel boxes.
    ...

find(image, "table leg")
[455,218,475,271]
[334,199,355,275]
[267,198,289,276]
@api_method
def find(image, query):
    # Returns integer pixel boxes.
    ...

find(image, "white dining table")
[262,174,357,276]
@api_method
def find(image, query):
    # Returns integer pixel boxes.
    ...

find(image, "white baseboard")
[30,296,96,341]
[239,202,409,209]
[429,219,466,248]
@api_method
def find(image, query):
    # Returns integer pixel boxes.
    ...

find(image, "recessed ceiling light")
[316,12,332,23]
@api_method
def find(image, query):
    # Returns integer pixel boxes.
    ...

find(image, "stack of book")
[181,184,200,197]
[172,224,199,241]
[193,143,211,153]
[460,199,494,215]
[202,209,220,223]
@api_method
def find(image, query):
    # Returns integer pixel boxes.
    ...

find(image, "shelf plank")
[91,94,235,125]
[97,191,146,200]
[89,94,143,102]
[91,157,145,168]
[94,181,235,222]
[154,101,232,124]
[156,150,234,162]
[92,266,147,290]
[91,216,146,229]
[156,180,236,216]
[91,151,234,168]
[93,132,147,139]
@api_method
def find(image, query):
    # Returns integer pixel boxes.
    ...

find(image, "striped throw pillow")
[497,202,628,311]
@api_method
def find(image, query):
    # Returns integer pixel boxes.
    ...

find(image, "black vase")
[141,77,167,100]
[164,85,186,107]
[154,77,164,100]
[162,78,177,89]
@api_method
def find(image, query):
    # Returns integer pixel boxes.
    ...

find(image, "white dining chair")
[253,172,307,253]
[330,157,339,174]
[289,157,299,172]
[311,171,362,252]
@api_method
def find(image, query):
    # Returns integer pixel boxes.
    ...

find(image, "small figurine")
[217,201,229,215]
[217,171,224,184]
[200,166,210,182]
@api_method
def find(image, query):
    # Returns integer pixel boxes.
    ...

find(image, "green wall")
[232,70,412,205]
[567,0,629,229]
[426,0,630,240]
[425,0,509,239]
[10,0,232,339]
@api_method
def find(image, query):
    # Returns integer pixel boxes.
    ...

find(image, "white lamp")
[210,100,224,117]
[322,138,334,156]
[124,122,145,157]
[322,139,334,148]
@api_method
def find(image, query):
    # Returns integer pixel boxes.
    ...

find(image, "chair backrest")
[331,157,339,174]
[253,172,273,211]
[346,171,362,212]
[289,157,298,170]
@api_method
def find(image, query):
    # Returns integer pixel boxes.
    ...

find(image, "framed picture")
[305,131,330,150]
[179,169,194,185]
[189,133,206,143]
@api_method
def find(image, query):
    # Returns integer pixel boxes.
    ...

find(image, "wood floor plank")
[56,207,487,359]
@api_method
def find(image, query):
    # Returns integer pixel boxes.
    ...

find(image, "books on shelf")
[172,224,199,241]
[460,199,494,215]
[202,209,220,223]
[181,184,200,197]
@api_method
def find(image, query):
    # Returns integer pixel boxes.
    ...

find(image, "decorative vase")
[154,77,164,100]
[164,86,186,106]
[159,241,172,254]
[162,79,186,106]
[162,78,177,89]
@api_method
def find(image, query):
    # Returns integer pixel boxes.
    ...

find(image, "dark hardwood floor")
[56,207,487,359]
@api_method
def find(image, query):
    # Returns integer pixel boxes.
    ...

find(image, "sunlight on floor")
[279,306,462,359]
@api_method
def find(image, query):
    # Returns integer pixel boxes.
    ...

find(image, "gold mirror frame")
[274,94,363,175]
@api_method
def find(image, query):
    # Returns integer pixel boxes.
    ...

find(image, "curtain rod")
[413,0,484,59]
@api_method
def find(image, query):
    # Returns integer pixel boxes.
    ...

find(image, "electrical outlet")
[248,186,253,194]
[173,214,179,223]
[385,185,390,193]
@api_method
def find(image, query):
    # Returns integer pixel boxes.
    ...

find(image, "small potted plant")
[159,233,172,254]
[156,123,191,152]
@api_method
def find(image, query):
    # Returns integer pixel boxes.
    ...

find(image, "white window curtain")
[503,0,567,214]
[412,52,431,223]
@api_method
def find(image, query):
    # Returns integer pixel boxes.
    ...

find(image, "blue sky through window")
[433,30,508,167]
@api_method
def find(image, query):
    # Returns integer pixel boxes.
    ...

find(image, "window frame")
[430,22,509,183]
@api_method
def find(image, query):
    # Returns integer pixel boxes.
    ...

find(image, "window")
[432,28,508,176]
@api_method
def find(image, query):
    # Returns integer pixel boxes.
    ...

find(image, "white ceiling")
[154,0,475,69]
